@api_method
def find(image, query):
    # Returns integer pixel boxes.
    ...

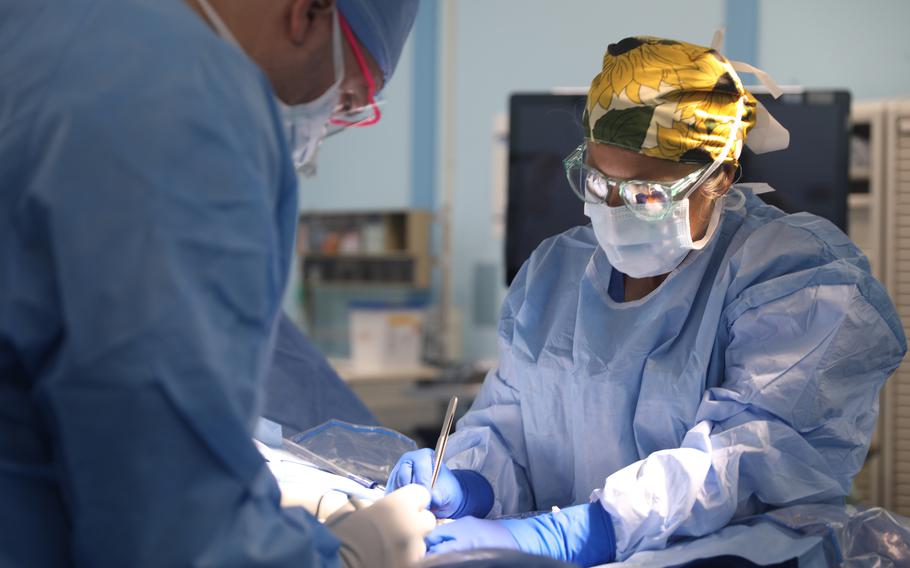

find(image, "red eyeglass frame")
[330,13,382,128]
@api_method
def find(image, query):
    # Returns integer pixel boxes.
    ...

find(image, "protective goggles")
[326,14,382,137]
[563,144,710,221]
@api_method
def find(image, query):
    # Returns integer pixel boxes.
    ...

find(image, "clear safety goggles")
[563,144,710,221]
[325,97,386,137]
[326,14,383,137]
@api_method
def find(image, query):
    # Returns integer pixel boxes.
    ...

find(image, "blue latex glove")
[427,503,616,567]
[425,516,519,555]
[386,448,494,519]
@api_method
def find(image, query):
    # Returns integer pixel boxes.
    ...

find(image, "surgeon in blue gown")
[388,37,908,566]
[0,0,438,567]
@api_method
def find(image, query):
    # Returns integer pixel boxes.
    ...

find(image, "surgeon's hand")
[327,485,436,568]
[387,448,467,518]
[429,503,616,566]
[425,516,519,556]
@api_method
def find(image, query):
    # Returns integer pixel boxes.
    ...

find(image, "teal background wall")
[758,0,910,100]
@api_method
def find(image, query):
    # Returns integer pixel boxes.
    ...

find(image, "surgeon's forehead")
[585,141,700,182]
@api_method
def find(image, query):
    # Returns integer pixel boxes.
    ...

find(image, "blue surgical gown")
[444,191,907,561]
[263,313,378,436]
[0,0,343,565]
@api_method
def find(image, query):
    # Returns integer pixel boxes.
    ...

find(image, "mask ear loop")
[692,171,739,250]
[196,0,241,45]
[732,163,744,185]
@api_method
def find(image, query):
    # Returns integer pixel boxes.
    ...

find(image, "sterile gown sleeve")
[26,69,342,565]
[263,313,378,435]
[444,264,537,516]
[595,241,907,559]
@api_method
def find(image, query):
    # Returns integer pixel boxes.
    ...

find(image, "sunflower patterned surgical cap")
[584,36,759,166]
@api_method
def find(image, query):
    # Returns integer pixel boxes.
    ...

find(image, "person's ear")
[699,165,734,202]
[288,0,335,45]
[714,164,736,199]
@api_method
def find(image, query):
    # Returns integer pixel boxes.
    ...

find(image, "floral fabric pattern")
[584,36,757,166]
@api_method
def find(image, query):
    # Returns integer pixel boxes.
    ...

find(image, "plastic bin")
[349,302,425,371]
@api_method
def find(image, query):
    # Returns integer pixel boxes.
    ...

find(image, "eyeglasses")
[563,144,709,221]
[326,13,382,136]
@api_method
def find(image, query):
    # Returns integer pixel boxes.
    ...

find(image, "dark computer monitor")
[739,90,851,231]
[505,90,851,285]
[505,94,588,285]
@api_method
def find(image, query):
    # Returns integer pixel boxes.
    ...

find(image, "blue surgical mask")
[584,196,725,279]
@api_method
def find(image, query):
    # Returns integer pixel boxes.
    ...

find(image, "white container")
[350,305,424,371]
[361,220,386,254]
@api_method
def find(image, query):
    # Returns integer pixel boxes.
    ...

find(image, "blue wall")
[296,34,416,211]
[759,0,910,99]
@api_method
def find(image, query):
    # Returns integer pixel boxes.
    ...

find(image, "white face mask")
[584,196,724,279]
[281,11,344,177]
[195,0,344,177]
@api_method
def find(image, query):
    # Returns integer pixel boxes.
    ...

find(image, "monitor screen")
[505,90,851,285]
[739,90,851,232]
[505,94,588,285]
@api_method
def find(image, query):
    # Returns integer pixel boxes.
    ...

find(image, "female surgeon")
[386,36,908,565]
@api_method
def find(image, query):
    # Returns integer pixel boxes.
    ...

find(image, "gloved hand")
[386,448,493,519]
[426,503,616,567]
[425,516,519,555]
[327,484,436,568]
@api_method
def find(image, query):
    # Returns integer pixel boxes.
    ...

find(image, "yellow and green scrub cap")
[585,36,767,166]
